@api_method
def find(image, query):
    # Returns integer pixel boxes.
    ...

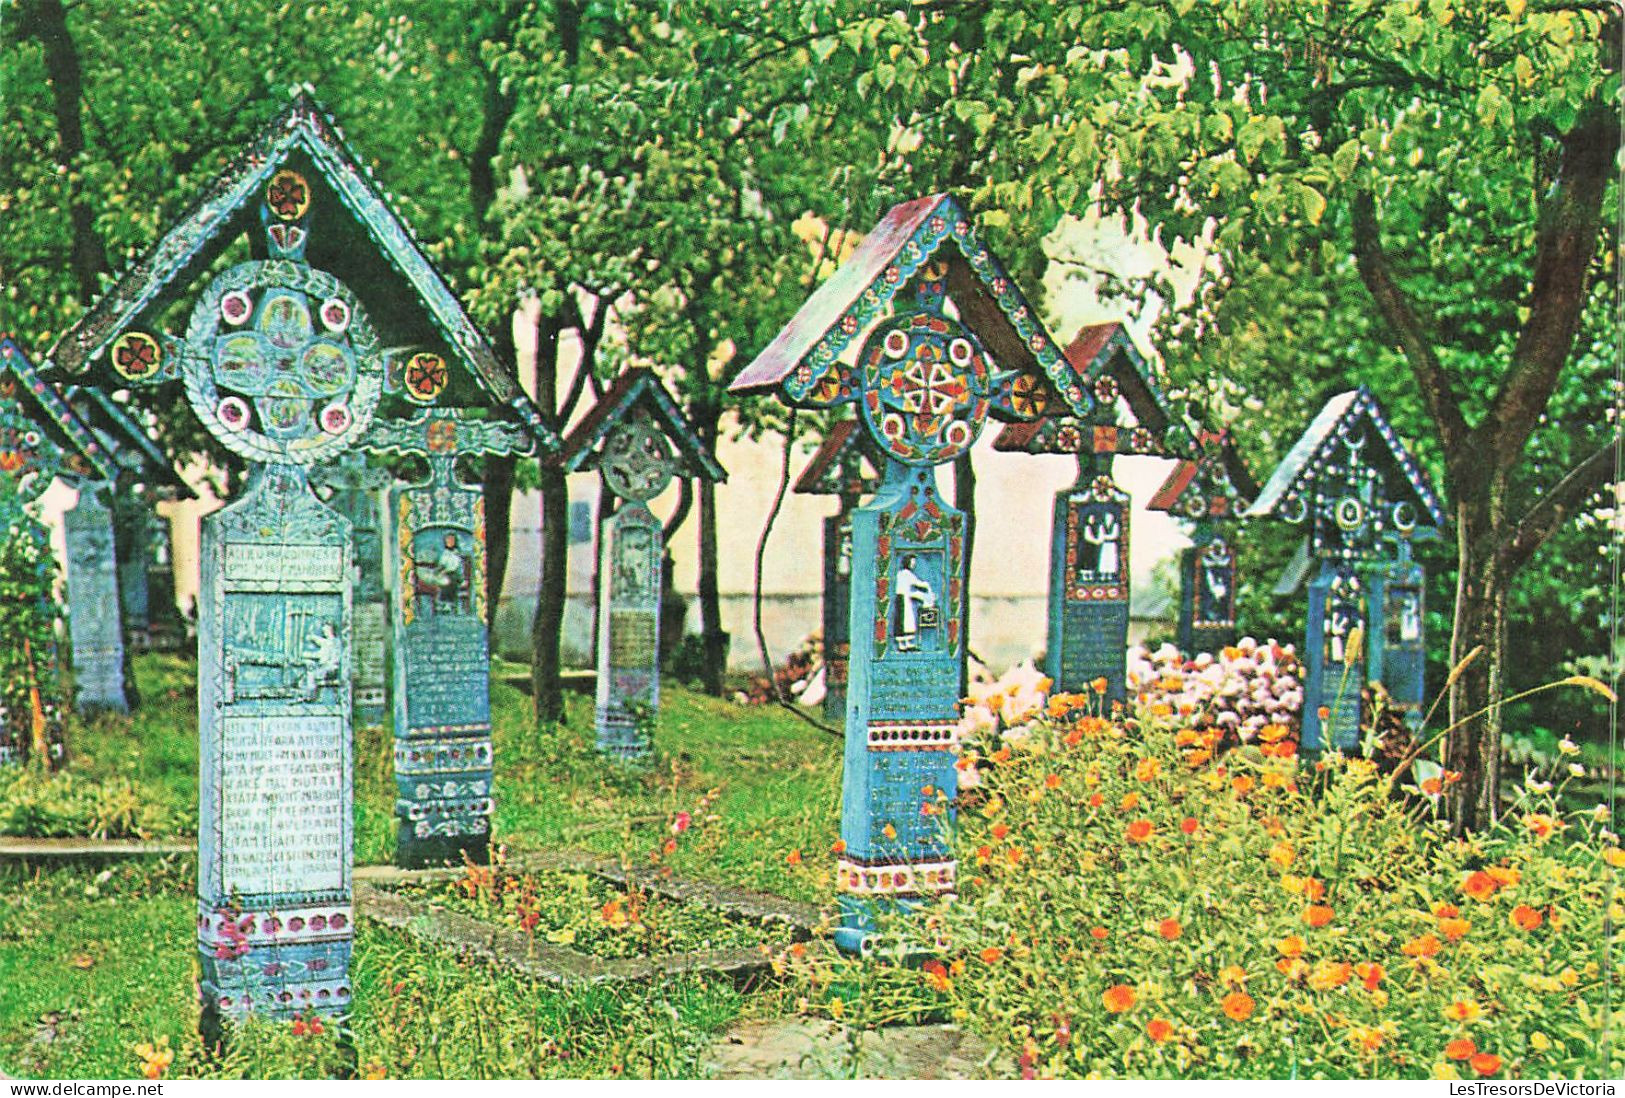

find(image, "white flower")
[1569,763,1587,778]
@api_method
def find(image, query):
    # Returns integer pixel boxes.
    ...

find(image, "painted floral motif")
[266,169,311,221]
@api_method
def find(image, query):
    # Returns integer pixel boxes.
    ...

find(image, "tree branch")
[1501,440,1617,573]
[1350,189,1472,470]
[1480,101,1616,471]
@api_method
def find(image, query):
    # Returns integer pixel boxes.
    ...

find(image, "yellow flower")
[363,1062,387,1080]
[1135,757,1161,782]
[1432,1063,1462,1080]
[1604,847,1625,869]
[828,997,845,1020]
[1530,1032,1551,1052]
[1559,967,1579,987]
[134,1036,173,1081]
[1219,964,1248,987]
[1443,1000,1482,1023]
[1269,842,1295,869]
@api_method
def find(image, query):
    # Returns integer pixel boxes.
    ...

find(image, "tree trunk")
[529,314,567,724]
[693,407,727,695]
[954,450,977,683]
[483,455,515,624]
[531,462,569,724]
[1444,479,1512,833]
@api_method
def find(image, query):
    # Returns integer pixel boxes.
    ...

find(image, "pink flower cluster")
[1127,637,1304,741]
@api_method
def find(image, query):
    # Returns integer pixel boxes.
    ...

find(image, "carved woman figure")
[894,554,937,652]
[1094,510,1122,579]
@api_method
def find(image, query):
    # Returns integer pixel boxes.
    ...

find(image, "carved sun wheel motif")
[601,412,677,502]
[182,261,382,465]
[859,311,991,466]
[403,352,449,404]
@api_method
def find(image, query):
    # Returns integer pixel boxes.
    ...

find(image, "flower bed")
[789,691,1621,1079]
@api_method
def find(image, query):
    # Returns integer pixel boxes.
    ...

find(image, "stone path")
[705,1017,1001,1080]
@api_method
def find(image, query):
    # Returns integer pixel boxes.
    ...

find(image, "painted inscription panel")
[1050,484,1130,700]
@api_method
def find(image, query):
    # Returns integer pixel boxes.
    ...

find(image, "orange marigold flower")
[1352,1026,1383,1053]
[1462,871,1500,902]
[1523,814,1561,840]
[975,845,992,864]
[1146,1018,1173,1043]
[1277,934,1306,958]
[1159,918,1183,941]
[1309,961,1353,991]
[1420,776,1444,795]
[1221,991,1255,1021]
[1510,904,1542,931]
[1125,819,1154,844]
[1402,934,1442,958]
[1316,705,1331,721]
[1119,792,1141,812]
[1303,877,1327,902]
[1135,757,1161,782]
[1433,902,1460,918]
[1443,1000,1482,1023]
[832,840,847,855]
[1045,773,1061,790]
[991,822,1010,840]
[1007,846,1024,864]
[1185,748,1213,767]
[1303,905,1334,928]
[1102,984,1136,1013]
[1269,842,1295,869]
[786,850,802,866]
[1259,723,1289,743]
[882,823,898,841]
[1486,865,1521,887]
[1445,1038,1477,1061]
[1439,917,1470,942]
[1180,816,1199,835]
[1276,957,1309,981]
[1470,1052,1503,1077]
[980,946,1004,964]
[922,959,950,993]
[1355,961,1385,991]
[1090,926,1109,940]
[1091,676,1109,695]
[1232,776,1256,795]
[1088,793,1105,808]
[1219,964,1247,987]
[1064,726,1085,747]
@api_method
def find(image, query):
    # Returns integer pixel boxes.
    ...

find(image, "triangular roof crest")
[0,336,116,482]
[1148,429,1257,519]
[63,386,194,498]
[556,369,726,483]
[729,193,1092,418]
[44,91,550,443]
[793,417,877,496]
[1245,387,1445,527]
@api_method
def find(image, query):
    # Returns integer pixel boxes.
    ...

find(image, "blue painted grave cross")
[556,369,725,762]
[1245,387,1444,751]
[730,194,1092,954]
[41,93,553,1033]
[310,454,392,728]
[366,409,539,867]
[1148,429,1258,655]
[793,417,879,721]
[993,322,1187,702]
[0,336,114,760]
[62,385,194,692]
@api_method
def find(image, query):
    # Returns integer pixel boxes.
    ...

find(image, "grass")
[0,653,833,1078]
[0,858,762,1079]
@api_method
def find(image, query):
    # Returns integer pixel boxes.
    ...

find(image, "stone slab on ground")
[706,1017,1001,1080]
[0,837,191,860]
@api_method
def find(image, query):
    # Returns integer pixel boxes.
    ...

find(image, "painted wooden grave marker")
[993,323,1186,702]
[1246,387,1443,752]
[369,409,536,867]
[1148,429,1257,654]
[557,370,725,762]
[42,94,553,1032]
[792,417,877,721]
[0,337,110,761]
[731,194,1091,953]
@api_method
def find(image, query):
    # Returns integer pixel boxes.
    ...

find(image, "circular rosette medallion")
[182,261,382,464]
[601,414,676,501]
[858,312,990,466]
